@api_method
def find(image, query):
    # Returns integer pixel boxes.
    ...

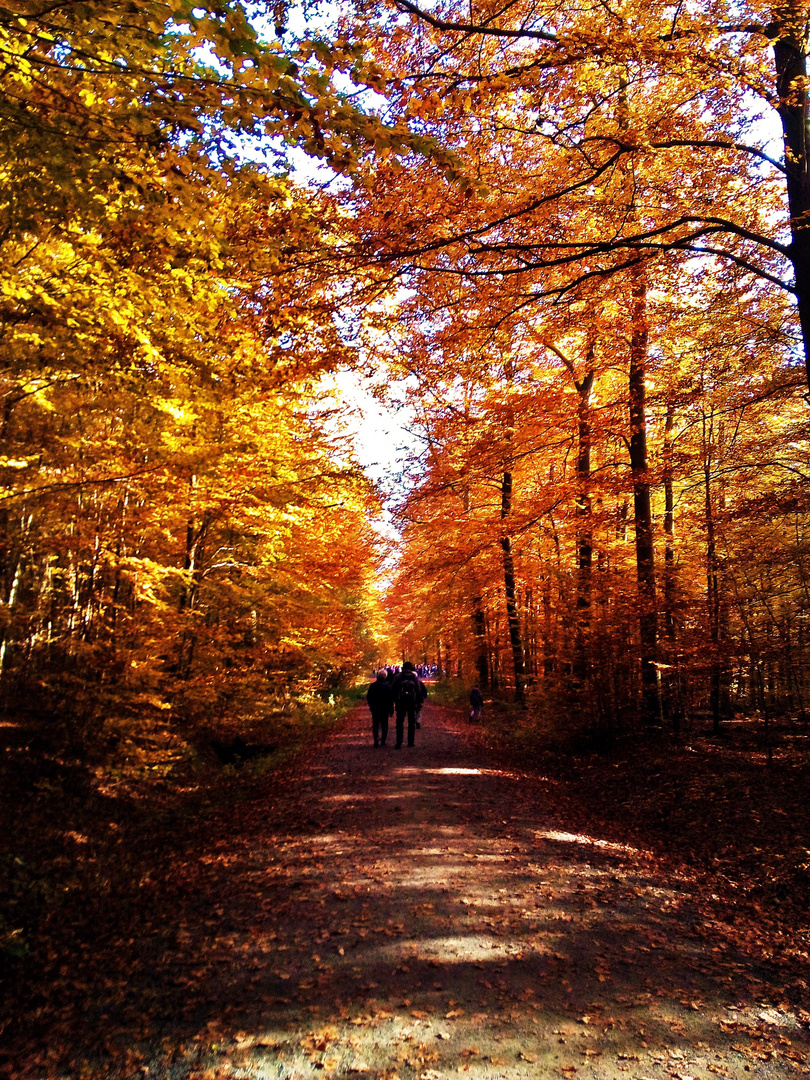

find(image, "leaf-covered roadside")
[0,686,362,968]
[478,707,810,946]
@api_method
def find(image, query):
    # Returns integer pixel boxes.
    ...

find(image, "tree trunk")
[771,2,810,385]
[628,263,660,723]
[574,366,595,685]
[0,556,22,681]
[473,597,489,689]
[661,395,682,730]
[500,364,526,703]
[702,411,722,734]
[544,336,595,685]
[178,501,211,677]
[663,395,676,642]
[501,467,526,702]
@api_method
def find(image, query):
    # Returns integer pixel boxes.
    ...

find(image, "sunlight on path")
[163,704,809,1080]
[20,704,808,1080]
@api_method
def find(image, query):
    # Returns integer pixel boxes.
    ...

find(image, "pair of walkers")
[366,661,427,748]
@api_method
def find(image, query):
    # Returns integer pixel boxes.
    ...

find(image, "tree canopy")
[2,0,810,740]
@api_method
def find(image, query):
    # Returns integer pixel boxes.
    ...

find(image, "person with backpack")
[392,661,426,748]
[367,669,394,747]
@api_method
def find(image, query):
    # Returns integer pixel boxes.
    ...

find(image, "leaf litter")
[1,702,809,1079]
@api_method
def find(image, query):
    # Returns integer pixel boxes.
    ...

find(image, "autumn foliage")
[327,0,810,734]
[5,7,810,1079]
[0,1,394,754]
[3,0,809,735]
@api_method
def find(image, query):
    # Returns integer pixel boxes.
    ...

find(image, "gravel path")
[6,701,810,1079]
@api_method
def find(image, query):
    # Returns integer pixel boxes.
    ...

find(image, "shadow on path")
[4,705,809,1079]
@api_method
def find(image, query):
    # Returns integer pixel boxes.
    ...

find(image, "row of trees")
[0,1,393,736]
[5,0,810,739]
[326,0,810,730]
[386,270,809,731]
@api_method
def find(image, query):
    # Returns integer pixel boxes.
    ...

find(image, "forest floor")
[2,701,810,1080]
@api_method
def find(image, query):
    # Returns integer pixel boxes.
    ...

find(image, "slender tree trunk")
[628,263,659,723]
[702,412,722,734]
[501,467,526,702]
[574,368,595,685]
[0,557,22,682]
[544,337,595,684]
[525,586,536,678]
[179,510,211,614]
[459,446,490,690]
[661,395,680,729]
[473,598,489,689]
[663,395,676,642]
[542,573,556,676]
[500,366,526,703]
[178,498,211,677]
[485,610,498,689]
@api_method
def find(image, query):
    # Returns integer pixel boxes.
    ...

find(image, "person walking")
[392,661,426,748]
[469,686,484,723]
[367,669,394,747]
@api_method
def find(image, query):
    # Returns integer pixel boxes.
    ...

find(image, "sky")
[326,368,417,494]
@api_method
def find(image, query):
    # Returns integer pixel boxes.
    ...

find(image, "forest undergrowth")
[0,684,364,965]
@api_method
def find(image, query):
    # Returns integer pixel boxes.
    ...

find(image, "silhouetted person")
[367,669,394,747]
[469,686,483,723]
[392,661,426,748]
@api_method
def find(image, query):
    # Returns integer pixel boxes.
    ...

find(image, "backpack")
[398,674,418,707]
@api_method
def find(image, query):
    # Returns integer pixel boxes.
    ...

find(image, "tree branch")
[394,0,559,41]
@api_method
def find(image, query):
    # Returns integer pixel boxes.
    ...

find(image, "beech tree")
[295,0,807,722]
[374,216,805,727]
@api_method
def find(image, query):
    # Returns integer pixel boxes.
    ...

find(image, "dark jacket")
[392,670,427,709]
[367,679,394,718]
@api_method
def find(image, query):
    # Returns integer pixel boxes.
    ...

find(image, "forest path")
[5,701,810,1080]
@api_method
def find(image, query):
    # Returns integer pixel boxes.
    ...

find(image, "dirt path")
[5,702,810,1079]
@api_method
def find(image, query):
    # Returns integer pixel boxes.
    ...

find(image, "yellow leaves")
[409,92,445,121]
[0,279,33,303]
[0,458,32,469]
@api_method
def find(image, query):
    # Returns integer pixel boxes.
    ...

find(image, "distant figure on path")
[415,670,428,729]
[367,669,394,747]
[392,661,426,748]
[469,686,483,723]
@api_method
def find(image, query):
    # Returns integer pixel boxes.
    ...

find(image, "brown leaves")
[300,1026,339,1053]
